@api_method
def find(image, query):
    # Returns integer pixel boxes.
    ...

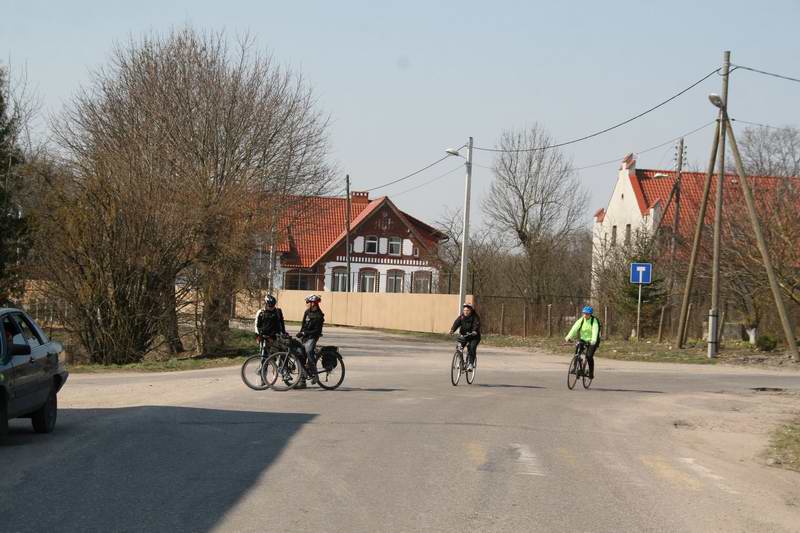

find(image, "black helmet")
[305,294,322,303]
[265,295,277,306]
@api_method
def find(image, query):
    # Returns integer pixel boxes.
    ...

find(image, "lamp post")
[445,137,474,315]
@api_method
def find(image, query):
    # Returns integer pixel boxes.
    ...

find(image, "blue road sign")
[630,263,653,285]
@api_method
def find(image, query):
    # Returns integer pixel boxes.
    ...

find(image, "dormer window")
[365,236,378,254]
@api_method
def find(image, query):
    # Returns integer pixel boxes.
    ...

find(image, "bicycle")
[264,338,346,391]
[450,335,476,386]
[566,341,593,390]
[241,335,288,391]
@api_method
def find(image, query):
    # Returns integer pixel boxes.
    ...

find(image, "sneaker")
[588,371,594,379]
[311,375,318,385]
[467,362,474,371]
[295,380,307,389]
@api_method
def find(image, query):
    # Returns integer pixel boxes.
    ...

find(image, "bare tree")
[483,125,589,302]
[32,27,335,362]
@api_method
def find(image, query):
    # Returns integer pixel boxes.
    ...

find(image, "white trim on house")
[322,261,438,292]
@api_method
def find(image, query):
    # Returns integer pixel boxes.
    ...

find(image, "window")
[388,237,402,256]
[331,267,348,292]
[365,236,378,254]
[284,269,317,291]
[359,269,379,292]
[2,316,24,351]
[412,271,432,294]
[11,313,42,348]
[386,270,405,293]
[611,225,617,246]
[413,246,419,257]
[625,224,632,245]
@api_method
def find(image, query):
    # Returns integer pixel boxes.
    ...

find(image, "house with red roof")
[260,191,447,293]
[592,153,798,284]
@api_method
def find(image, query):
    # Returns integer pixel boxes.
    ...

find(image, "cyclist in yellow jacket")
[565,305,600,379]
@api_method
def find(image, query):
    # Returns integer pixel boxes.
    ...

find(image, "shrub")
[756,335,778,352]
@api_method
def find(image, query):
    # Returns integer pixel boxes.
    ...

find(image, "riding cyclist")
[254,294,287,347]
[297,294,325,387]
[449,303,481,370]
[565,305,600,379]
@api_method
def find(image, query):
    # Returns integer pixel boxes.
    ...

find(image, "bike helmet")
[265,294,277,306]
[582,305,593,315]
[462,303,474,310]
[305,294,322,303]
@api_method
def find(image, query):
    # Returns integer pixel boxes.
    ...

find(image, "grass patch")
[68,328,257,374]
[767,418,800,472]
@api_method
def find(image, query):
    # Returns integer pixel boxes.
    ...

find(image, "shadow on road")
[475,383,546,390]
[589,387,664,394]
[0,406,315,532]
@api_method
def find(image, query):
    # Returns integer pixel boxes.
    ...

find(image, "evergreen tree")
[0,65,27,304]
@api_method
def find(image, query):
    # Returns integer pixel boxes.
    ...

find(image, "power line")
[473,68,720,153]
[392,165,464,198]
[731,118,794,130]
[732,64,800,84]
[474,120,715,174]
[363,153,454,192]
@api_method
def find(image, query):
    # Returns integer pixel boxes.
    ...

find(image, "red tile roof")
[276,193,444,268]
[635,169,797,239]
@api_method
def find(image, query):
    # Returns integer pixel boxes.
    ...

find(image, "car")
[0,308,69,437]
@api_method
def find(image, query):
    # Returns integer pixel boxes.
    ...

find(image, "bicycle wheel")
[241,355,272,391]
[466,358,477,385]
[567,356,579,390]
[581,359,593,389]
[265,352,302,391]
[451,350,463,386]
[316,355,345,390]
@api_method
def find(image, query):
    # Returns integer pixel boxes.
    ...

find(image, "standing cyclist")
[254,294,287,346]
[565,305,600,379]
[297,294,325,386]
[449,303,481,370]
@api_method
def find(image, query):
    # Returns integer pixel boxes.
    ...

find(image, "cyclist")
[449,303,481,370]
[565,305,600,379]
[254,294,287,346]
[296,294,325,387]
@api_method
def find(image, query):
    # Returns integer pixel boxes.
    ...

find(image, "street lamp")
[708,93,724,109]
[445,137,474,315]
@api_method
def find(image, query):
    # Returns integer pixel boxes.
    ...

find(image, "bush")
[756,335,778,352]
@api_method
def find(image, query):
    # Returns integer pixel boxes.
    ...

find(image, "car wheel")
[0,396,8,438]
[31,387,57,434]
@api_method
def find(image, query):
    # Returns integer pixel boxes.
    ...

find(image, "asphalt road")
[2,327,799,533]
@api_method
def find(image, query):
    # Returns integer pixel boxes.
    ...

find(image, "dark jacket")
[451,313,481,338]
[300,308,325,339]
[255,307,287,337]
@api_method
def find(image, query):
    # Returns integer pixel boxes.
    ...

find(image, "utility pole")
[723,115,800,362]
[667,138,684,298]
[345,174,352,292]
[708,50,731,358]
[457,137,474,314]
[675,121,721,347]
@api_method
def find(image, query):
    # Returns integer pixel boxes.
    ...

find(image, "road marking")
[679,458,740,495]
[510,443,546,476]
[593,450,647,487]
[640,455,702,490]
[557,447,580,468]
[466,442,487,467]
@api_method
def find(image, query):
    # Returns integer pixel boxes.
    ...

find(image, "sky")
[2,0,799,228]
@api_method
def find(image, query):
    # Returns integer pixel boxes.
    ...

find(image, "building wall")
[321,261,438,292]
[591,161,660,298]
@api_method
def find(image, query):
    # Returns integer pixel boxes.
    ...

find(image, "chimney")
[351,191,369,205]
[620,153,637,179]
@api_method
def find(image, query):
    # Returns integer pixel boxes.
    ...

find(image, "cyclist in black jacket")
[449,304,481,370]
[296,294,325,386]
[254,295,287,344]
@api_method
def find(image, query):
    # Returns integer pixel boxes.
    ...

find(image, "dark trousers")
[585,342,597,375]
[462,338,480,365]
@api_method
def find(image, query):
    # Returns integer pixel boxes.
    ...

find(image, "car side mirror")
[11,343,31,357]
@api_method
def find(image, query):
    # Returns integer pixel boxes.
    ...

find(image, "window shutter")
[354,236,364,253]
[379,238,388,254]
[402,239,413,256]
